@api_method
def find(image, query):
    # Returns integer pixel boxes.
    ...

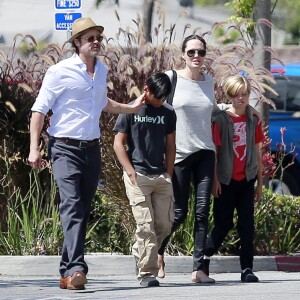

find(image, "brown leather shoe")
[60,271,87,290]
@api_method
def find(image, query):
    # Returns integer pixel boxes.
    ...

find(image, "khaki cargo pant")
[123,171,174,279]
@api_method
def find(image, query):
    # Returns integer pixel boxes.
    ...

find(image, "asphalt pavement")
[0,254,299,300]
[1,272,299,300]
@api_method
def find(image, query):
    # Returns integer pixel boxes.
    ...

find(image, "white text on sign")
[55,0,81,9]
[55,13,82,31]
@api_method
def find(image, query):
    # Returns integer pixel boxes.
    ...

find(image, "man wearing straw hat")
[28,17,145,290]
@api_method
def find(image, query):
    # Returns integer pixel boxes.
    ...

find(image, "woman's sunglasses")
[186,49,206,58]
[81,34,103,43]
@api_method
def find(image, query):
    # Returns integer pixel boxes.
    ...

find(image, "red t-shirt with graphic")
[212,114,265,181]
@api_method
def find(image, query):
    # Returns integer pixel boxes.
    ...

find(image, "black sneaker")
[139,276,160,287]
[241,269,259,283]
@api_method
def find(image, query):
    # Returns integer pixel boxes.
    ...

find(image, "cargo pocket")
[130,195,153,225]
[123,171,152,224]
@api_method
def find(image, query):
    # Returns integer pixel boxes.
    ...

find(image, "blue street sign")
[55,13,82,31]
[55,0,81,10]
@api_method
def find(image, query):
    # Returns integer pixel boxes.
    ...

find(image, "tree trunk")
[252,0,272,187]
[143,0,155,42]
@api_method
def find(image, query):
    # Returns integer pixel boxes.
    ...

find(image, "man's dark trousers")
[49,139,101,277]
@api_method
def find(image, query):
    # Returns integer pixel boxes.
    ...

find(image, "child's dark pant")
[205,178,256,270]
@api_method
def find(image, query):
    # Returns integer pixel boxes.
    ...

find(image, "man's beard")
[90,49,100,57]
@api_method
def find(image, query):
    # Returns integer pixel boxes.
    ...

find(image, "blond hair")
[222,75,251,99]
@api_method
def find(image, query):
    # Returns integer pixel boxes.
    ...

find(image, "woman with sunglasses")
[157,34,218,283]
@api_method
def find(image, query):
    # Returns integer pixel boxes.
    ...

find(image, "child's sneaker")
[139,275,160,287]
[241,268,259,282]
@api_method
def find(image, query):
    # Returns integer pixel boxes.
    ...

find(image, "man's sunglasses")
[81,34,103,43]
[186,49,206,57]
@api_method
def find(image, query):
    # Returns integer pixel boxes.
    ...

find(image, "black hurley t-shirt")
[113,102,176,175]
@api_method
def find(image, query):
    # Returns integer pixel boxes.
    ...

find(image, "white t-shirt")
[166,71,217,163]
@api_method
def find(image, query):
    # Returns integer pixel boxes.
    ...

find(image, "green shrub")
[1,172,298,256]
[86,193,135,254]
[0,170,62,255]
[0,35,65,226]
[254,189,300,255]
[167,188,300,256]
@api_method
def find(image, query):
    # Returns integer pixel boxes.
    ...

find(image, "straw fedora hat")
[69,17,104,42]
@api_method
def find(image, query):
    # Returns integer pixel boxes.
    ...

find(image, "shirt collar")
[71,53,100,72]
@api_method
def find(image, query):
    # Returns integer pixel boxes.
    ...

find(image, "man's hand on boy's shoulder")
[131,92,146,112]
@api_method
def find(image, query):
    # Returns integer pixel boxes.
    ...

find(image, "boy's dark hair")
[146,72,172,100]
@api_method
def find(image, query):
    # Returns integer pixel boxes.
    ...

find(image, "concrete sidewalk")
[1,254,299,277]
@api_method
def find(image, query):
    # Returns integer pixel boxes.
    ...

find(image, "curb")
[275,256,300,272]
[0,254,299,276]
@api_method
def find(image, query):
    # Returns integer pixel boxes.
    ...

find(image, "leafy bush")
[255,189,300,255]
[0,35,66,225]
[0,170,63,255]
[2,176,298,256]
[166,188,300,256]
[86,193,135,254]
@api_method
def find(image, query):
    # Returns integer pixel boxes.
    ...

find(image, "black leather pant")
[158,150,215,272]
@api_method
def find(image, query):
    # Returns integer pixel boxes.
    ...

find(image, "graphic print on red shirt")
[231,114,247,181]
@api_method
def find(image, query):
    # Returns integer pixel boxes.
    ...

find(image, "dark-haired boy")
[113,72,176,287]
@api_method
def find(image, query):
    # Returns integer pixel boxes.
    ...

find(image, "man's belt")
[53,137,99,148]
